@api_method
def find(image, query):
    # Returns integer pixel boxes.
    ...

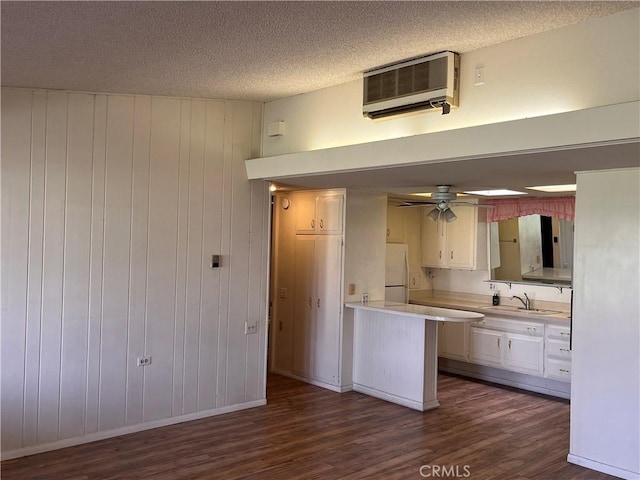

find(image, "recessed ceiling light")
[526,184,576,192]
[464,189,525,196]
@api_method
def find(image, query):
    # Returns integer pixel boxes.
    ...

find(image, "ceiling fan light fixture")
[443,208,457,223]
[426,208,440,221]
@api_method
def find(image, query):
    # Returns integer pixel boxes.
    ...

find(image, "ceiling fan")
[396,185,494,223]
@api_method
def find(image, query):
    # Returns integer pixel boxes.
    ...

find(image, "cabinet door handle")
[450,251,454,260]
[560,348,570,353]
[308,297,312,307]
[319,219,324,229]
[497,337,501,348]
[560,332,570,337]
[527,327,537,333]
[508,340,511,350]
[317,298,320,308]
[311,219,315,229]
[387,228,390,238]
[559,368,570,373]
[439,251,442,259]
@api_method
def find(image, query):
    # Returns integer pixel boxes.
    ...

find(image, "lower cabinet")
[502,333,544,376]
[469,317,544,377]
[438,321,469,362]
[468,327,502,366]
[428,305,572,397]
[544,324,571,382]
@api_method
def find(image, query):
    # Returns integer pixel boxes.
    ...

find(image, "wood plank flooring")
[2,373,616,480]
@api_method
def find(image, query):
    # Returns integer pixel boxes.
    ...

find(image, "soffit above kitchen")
[247,102,640,196]
[2,1,638,102]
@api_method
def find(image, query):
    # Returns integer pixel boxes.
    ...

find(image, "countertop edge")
[345,301,484,322]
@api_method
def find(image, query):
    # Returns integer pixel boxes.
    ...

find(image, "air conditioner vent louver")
[363,51,459,119]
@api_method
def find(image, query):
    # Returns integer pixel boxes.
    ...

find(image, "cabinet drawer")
[474,316,543,336]
[547,324,571,341]
[545,358,571,382]
[546,338,572,359]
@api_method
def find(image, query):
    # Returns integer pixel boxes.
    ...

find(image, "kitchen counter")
[344,301,484,322]
[345,302,483,411]
[409,291,570,322]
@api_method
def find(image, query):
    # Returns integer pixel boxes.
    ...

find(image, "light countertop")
[345,301,484,322]
[408,291,571,322]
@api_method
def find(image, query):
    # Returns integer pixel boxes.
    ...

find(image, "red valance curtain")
[486,196,575,222]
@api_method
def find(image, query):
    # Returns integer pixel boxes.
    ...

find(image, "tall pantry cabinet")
[291,192,343,384]
[270,189,386,393]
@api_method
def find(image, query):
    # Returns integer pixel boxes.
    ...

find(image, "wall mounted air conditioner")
[363,51,460,119]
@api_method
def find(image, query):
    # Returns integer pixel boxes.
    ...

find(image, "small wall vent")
[363,51,460,119]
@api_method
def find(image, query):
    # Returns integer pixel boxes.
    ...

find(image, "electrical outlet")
[361,293,369,303]
[245,322,258,335]
[137,356,152,367]
[278,288,287,299]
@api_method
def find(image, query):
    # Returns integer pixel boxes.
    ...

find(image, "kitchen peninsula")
[345,301,483,411]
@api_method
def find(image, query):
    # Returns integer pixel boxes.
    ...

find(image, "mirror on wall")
[489,214,573,286]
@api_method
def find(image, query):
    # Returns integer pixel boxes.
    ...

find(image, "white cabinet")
[295,192,343,235]
[421,214,446,266]
[469,327,503,366]
[272,188,385,393]
[544,324,571,382]
[291,236,315,377]
[502,333,544,376]
[445,206,477,268]
[438,321,469,361]
[421,205,485,269]
[469,317,544,376]
[292,234,343,384]
[386,202,405,243]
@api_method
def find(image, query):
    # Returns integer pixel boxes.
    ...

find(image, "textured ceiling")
[2,1,638,102]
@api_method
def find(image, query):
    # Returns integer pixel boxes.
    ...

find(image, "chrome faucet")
[511,293,531,310]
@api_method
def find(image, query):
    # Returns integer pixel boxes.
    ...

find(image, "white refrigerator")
[385,243,409,303]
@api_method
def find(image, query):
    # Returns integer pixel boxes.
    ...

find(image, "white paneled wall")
[1,88,268,458]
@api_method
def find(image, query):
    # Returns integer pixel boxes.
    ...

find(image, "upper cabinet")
[295,192,343,235]
[386,202,405,243]
[421,205,487,270]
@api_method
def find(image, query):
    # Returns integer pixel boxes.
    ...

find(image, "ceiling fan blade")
[396,201,438,207]
[450,202,496,208]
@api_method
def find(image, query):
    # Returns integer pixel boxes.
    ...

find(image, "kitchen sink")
[479,305,562,316]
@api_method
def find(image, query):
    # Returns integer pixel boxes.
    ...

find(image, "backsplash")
[425,267,572,304]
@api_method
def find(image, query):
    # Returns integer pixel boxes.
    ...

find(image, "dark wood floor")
[2,373,615,480]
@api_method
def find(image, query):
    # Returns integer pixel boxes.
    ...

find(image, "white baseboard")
[567,454,640,480]
[270,368,352,393]
[353,383,439,412]
[1,398,266,461]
